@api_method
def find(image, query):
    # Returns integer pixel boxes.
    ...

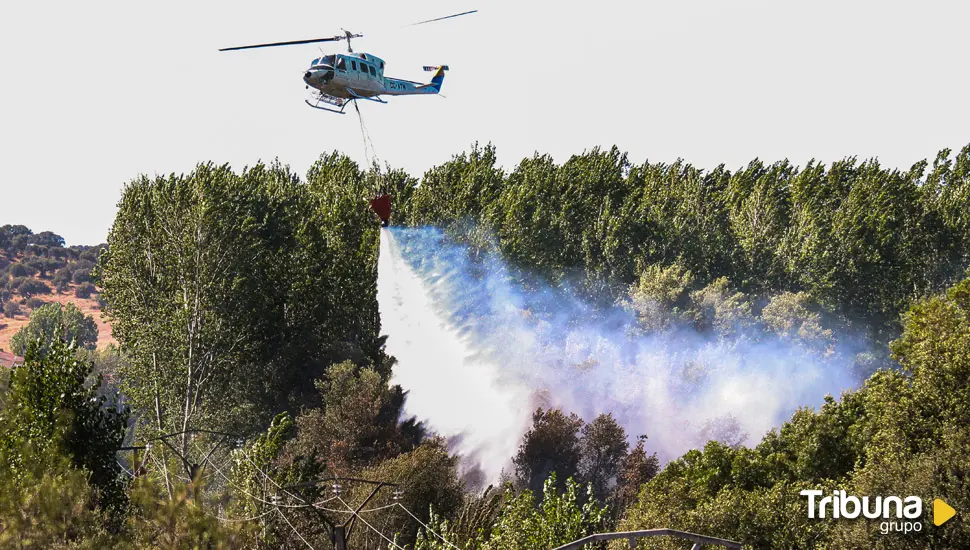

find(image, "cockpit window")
[351,60,357,71]
[311,58,320,66]
[336,58,346,70]
[320,54,336,66]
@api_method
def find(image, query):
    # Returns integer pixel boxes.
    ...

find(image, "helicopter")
[219,10,476,114]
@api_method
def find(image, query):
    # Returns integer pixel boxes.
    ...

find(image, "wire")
[117,460,135,478]
[357,502,400,514]
[212,508,277,523]
[236,446,306,503]
[337,496,407,550]
[313,505,354,514]
[277,508,317,550]
[200,444,310,510]
[354,100,381,170]
[395,502,462,550]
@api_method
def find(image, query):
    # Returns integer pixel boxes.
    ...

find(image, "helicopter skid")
[305,99,347,114]
[305,90,350,113]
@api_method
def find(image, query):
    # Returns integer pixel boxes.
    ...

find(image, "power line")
[394,502,462,550]
[236,445,306,503]
[337,495,407,550]
[199,444,310,510]
[278,508,317,550]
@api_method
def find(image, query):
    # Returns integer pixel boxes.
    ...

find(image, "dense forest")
[1,143,969,548]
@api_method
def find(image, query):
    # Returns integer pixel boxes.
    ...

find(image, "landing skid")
[306,92,350,114]
[305,99,347,114]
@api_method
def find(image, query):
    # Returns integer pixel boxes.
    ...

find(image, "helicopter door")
[348,59,361,87]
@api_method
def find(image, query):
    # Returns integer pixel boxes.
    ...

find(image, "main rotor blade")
[408,9,477,26]
[219,34,357,52]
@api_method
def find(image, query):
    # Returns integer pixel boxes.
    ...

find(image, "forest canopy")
[2,143,969,548]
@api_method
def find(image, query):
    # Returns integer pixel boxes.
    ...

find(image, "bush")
[9,263,29,278]
[16,278,51,297]
[0,255,10,270]
[75,282,96,299]
[26,297,46,310]
[72,269,94,285]
[3,300,20,318]
[53,266,73,292]
[79,248,101,264]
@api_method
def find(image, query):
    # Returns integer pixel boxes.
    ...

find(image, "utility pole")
[285,476,402,550]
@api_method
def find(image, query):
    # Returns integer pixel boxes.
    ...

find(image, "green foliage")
[514,408,584,494]
[10,302,98,356]
[15,277,51,297]
[3,299,20,318]
[75,281,96,298]
[73,268,94,284]
[0,453,114,549]
[123,478,256,549]
[578,413,629,502]
[617,276,970,548]
[0,338,128,515]
[9,262,30,278]
[482,476,608,550]
[288,361,417,474]
[99,158,384,439]
[354,438,465,547]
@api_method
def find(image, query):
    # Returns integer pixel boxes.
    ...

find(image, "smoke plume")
[377,227,861,481]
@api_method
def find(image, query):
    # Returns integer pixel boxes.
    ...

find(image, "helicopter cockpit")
[311,54,336,67]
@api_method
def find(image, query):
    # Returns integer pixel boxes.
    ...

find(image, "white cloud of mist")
[378,227,861,481]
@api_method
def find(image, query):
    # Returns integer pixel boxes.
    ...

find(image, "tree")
[15,277,51,297]
[627,262,695,332]
[53,266,73,292]
[75,281,96,298]
[9,263,30,278]
[577,413,628,502]
[3,300,20,318]
[481,475,607,550]
[10,302,98,356]
[288,361,418,474]
[514,408,584,495]
[612,435,659,514]
[99,160,385,446]
[0,338,128,514]
[354,438,464,548]
[73,267,94,284]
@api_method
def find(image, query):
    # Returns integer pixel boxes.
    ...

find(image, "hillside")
[0,225,114,355]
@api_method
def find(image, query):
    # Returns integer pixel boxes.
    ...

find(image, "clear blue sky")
[2,0,968,245]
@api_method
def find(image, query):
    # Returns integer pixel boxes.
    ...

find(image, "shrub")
[26,297,46,310]
[75,282,96,299]
[79,248,101,264]
[0,255,10,270]
[9,263,29,278]
[3,300,20,318]
[72,269,94,285]
[16,279,51,297]
[10,303,99,356]
[53,266,73,292]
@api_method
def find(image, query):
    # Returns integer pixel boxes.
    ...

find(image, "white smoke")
[377,227,860,481]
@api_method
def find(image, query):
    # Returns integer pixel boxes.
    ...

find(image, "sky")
[2,0,969,245]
